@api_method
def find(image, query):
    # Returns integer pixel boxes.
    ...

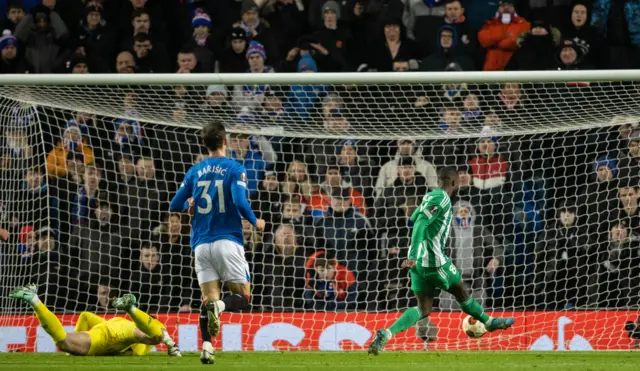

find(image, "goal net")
[1,71,639,352]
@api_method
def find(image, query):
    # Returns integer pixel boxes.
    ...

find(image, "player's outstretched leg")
[112,293,182,356]
[451,286,514,332]
[9,284,68,345]
[367,329,392,356]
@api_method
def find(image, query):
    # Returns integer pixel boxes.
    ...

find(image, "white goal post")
[0,70,639,352]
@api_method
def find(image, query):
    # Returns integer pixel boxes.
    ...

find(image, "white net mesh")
[1,72,640,352]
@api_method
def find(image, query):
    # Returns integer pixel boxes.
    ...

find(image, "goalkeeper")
[9,285,181,356]
[368,167,515,355]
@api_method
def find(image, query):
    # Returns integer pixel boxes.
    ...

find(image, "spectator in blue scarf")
[232,41,274,111]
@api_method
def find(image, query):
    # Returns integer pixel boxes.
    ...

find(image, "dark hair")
[438,166,458,185]
[399,156,415,167]
[202,121,226,152]
[131,8,150,20]
[118,152,135,163]
[98,278,114,288]
[178,46,196,56]
[84,163,102,175]
[133,32,151,43]
[66,149,85,163]
[445,0,463,5]
[314,257,336,268]
[8,1,24,11]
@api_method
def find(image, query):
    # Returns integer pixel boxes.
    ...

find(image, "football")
[462,315,487,338]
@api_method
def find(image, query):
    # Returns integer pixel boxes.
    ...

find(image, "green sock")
[459,297,490,324]
[388,307,423,335]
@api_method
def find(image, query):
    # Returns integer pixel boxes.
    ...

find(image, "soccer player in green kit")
[368,167,514,355]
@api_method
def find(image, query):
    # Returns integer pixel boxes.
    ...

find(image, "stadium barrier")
[1,311,637,352]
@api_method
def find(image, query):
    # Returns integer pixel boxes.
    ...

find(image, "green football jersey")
[408,188,452,268]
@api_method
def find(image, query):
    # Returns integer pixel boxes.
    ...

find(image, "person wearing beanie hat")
[84,4,104,29]
[192,12,212,29]
[594,156,617,181]
[559,1,607,69]
[555,38,592,70]
[192,11,212,44]
[322,1,341,22]
[72,2,115,74]
[206,84,228,99]
[0,29,27,73]
[187,10,215,72]
[66,53,89,73]
[246,40,266,61]
[246,40,267,72]
[307,1,352,73]
[241,0,260,17]
[230,27,248,44]
[219,27,249,73]
[233,41,273,111]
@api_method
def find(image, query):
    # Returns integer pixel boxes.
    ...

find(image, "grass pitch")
[1,351,639,371]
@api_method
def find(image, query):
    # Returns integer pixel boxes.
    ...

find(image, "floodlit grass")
[1,351,639,371]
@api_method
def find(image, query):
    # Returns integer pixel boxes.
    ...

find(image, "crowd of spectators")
[1,0,640,314]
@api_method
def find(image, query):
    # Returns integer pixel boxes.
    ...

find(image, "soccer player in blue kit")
[169,121,265,364]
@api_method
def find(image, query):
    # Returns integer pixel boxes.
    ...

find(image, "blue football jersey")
[169,156,257,250]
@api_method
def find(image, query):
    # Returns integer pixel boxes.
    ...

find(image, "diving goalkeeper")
[368,167,515,355]
[9,285,181,356]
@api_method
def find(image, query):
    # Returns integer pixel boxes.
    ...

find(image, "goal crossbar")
[0,70,639,86]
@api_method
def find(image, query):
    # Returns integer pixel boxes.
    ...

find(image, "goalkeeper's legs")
[447,281,514,332]
[9,285,91,355]
[74,312,106,332]
[368,293,432,356]
[112,294,181,356]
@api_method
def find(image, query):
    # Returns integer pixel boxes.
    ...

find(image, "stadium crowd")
[1,0,640,314]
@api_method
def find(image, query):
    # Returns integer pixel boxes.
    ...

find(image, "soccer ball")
[462,315,487,338]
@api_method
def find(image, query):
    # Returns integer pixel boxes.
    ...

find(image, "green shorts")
[410,261,461,295]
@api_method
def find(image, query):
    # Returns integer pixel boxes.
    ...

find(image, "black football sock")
[200,303,211,343]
